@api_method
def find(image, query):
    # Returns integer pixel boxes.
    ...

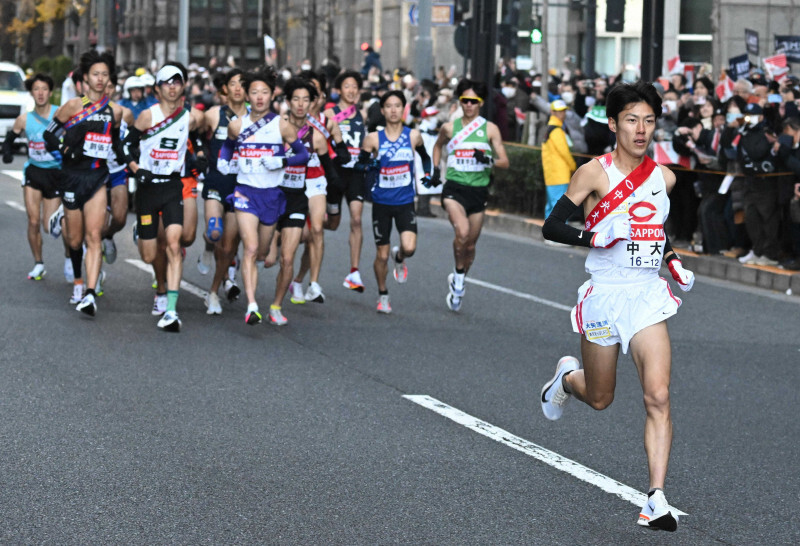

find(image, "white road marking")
[2,170,24,182]
[5,200,26,212]
[465,277,573,312]
[403,394,687,516]
[125,258,209,300]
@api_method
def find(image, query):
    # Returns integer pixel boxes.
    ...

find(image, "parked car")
[0,62,34,152]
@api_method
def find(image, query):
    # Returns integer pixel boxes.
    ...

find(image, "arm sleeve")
[333,140,351,165]
[283,138,310,167]
[122,126,142,165]
[2,130,20,162]
[43,118,65,153]
[415,143,432,175]
[189,129,207,156]
[354,149,373,171]
[663,233,680,263]
[541,194,593,248]
[112,125,125,165]
[319,153,342,188]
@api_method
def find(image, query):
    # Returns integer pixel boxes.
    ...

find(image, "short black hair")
[25,73,54,92]
[334,70,363,91]
[283,77,319,102]
[70,67,83,86]
[606,81,662,121]
[380,90,406,108]
[243,65,277,93]
[79,50,116,79]
[455,78,488,101]
[223,68,244,87]
[299,69,326,96]
[694,76,714,93]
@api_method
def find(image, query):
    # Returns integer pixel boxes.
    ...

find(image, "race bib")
[239,146,274,174]
[282,165,306,188]
[28,141,55,163]
[451,149,486,172]
[379,164,412,188]
[83,131,112,159]
[149,148,181,175]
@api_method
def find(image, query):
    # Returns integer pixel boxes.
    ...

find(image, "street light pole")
[177,0,189,65]
[415,0,434,80]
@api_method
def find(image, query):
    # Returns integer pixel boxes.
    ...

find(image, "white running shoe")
[95,270,106,297]
[343,270,365,292]
[289,281,306,304]
[205,292,223,315]
[738,249,756,264]
[446,273,466,312]
[269,306,288,326]
[304,282,325,303]
[541,356,581,421]
[27,263,46,280]
[102,237,117,264]
[64,257,74,283]
[637,489,679,532]
[70,283,85,304]
[197,249,213,275]
[377,294,392,314]
[158,310,181,332]
[48,205,63,239]
[151,293,167,316]
[224,278,241,302]
[76,293,96,316]
[391,246,408,283]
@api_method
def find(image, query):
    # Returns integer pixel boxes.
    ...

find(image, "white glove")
[668,258,695,291]
[591,217,631,248]
[261,156,284,170]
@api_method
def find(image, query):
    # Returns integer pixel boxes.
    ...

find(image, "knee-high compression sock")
[69,246,83,279]
[167,290,179,312]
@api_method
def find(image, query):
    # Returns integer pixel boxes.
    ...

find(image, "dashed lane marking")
[465,277,573,312]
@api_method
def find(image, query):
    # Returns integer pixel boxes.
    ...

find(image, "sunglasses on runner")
[459,96,483,105]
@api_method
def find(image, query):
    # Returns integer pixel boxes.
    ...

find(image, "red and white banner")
[652,141,693,169]
[764,53,790,81]
[667,56,684,75]
[715,76,735,102]
[514,107,526,125]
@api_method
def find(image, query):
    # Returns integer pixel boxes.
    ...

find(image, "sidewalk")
[429,199,800,297]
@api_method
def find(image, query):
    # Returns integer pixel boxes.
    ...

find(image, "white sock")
[247,302,259,314]
[454,271,465,289]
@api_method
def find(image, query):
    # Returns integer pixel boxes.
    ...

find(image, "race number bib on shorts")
[83,132,112,159]
[282,165,306,188]
[584,320,612,340]
[379,164,412,188]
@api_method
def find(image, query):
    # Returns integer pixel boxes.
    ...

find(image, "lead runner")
[539,81,695,532]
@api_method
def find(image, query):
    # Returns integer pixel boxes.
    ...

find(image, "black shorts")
[441,180,489,216]
[135,179,184,240]
[23,164,61,200]
[326,167,364,214]
[61,168,108,210]
[372,201,417,246]
[202,170,237,213]
[277,189,309,230]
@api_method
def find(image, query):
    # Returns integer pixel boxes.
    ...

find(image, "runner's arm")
[487,122,509,169]
[1,114,25,163]
[431,122,451,168]
[411,129,432,176]
[542,161,609,247]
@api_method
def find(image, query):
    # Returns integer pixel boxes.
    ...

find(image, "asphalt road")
[1,155,798,545]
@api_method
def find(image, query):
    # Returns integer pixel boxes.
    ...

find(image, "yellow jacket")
[541,115,577,186]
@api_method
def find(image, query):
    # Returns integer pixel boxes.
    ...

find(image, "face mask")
[726,112,742,124]
[561,91,574,104]
[747,115,760,126]
[664,100,677,112]
[501,87,515,98]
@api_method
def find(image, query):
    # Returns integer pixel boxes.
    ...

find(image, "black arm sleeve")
[111,125,125,165]
[2,130,20,163]
[122,126,142,166]
[319,153,342,189]
[663,233,679,263]
[333,140,351,165]
[541,194,594,248]
[43,118,65,153]
[415,143,432,175]
[353,149,373,172]
[189,129,207,157]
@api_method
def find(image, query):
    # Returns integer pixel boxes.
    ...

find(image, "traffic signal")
[454,0,470,23]
[530,17,542,44]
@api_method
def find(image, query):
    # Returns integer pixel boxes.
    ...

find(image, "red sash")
[144,106,187,139]
[584,154,658,231]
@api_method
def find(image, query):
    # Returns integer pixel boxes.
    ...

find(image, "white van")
[0,62,34,144]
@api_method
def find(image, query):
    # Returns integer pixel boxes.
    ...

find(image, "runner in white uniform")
[539,81,695,532]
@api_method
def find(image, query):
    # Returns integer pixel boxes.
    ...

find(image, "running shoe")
[95,270,106,297]
[132,223,139,244]
[305,282,325,304]
[541,356,581,421]
[738,249,756,264]
[391,246,408,283]
[48,205,63,239]
[102,237,117,264]
[152,293,167,316]
[205,292,223,315]
[754,255,779,266]
[637,489,679,532]
[377,294,392,314]
[269,306,288,326]
[228,256,239,283]
[27,263,46,281]
[64,257,74,283]
[290,281,306,304]
[197,249,213,275]
[446,273,465,312]
[157,310,181,332]
[343,270,365,292]
[70,283,85,304]
[245,309,262,325]
[224,278,241,302]
[76,293,96,316]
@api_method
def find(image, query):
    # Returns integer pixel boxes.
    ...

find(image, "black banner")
[745,29,759,56]
[774,35,800,63]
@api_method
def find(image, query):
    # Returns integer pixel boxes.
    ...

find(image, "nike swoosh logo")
[652,190,663,195]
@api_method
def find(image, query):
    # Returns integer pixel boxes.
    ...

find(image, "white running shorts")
[305,176,327,198]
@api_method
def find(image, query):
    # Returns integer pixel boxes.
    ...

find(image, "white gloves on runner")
[261,156,284,170]
[591,217,631,248]
[668,258,695,291]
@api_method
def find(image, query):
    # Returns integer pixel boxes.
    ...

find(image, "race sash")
[31,110,52,128]
[380,130,410,165]
[305,113,330,140]
[297,124,310,140]
[144,106,187,140]
[64,95,109,129]
[584,154,658,231]
[333,104,356,123]
[446,116,486,154]
[237,112,277,145]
